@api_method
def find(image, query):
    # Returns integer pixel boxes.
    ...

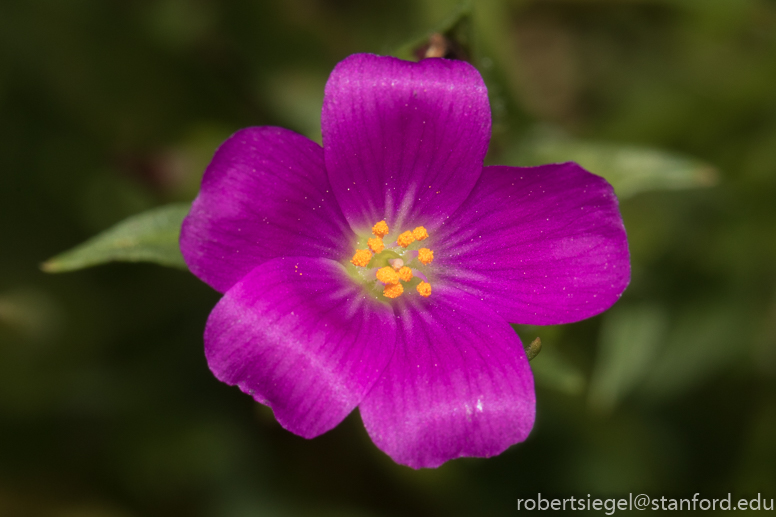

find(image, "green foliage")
[42,204,190,272]
[639,301,751,402]
[532,343,586,396]
[513,134,718,199]
[392,1,473,61]
[3,0,776,515]
[588,304,667,412]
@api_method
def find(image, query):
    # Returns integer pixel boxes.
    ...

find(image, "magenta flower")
[180,54,629,469]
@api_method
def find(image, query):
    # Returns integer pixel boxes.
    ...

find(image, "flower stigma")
[348,220,434,299]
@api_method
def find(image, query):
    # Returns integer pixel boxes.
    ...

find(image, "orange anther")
[383,282,404,299]
[397,266,413,282]
[350,249,372,268]
[376,266,400,285]
[412,226,429,241]
[397,231,415,248]
[418,248,434,265]
[416,281,432,297]
[367,237,384,254]
[372,220,389,237]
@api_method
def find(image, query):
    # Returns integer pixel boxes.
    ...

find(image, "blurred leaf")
[42,204,190,273]
[263,70,327,144]
[531,343,586,395]
[753,289,776,376]
[140,124,233,201]
[392,1,473,61]
[77,172,156,234]
[511,134,719,199]
[143,0,215,51]
[638,301,748,402]
[0,289,64,343]
[588,304,668,413]
[734,403,776,494]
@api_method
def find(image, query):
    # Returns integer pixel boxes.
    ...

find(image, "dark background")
[1,0,775,515]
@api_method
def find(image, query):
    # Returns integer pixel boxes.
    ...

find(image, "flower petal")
[436,163,630,325]
[205,257,396,439]
[359,286,535,469]
[322,54,491,233]
[180,127,353,293]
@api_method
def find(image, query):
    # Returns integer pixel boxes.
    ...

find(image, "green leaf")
[587,304,668,413]
[531,343,586,396]
[264,70,326,144]
[638,301,749,402]
[391,1,473,61]
[42,204,190,273]
[511,134,719,199]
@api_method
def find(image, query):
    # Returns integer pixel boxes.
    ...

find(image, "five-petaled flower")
[180,54,630,469]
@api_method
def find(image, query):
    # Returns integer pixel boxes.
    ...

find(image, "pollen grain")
[367,237,384,254]
[372,220,389,237]
[418,248,434,265]
[412,226,429,241]
[350,249,372,267]
[397,266,413,282]
[397,231,416,248]
[417,281,432,297]
[383,282,404,299]
[376,266,400,285]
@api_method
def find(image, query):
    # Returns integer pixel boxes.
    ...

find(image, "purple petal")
[435,163,630,325]
[322,54,491,233]
[180,127,353,293]
[205,257,396,438]
[359,286,535,469]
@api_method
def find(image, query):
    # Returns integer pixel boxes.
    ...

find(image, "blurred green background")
[2,0,776,515]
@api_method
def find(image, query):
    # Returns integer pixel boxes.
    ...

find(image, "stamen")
[372,220,389,237]
[412,226,429,241]
[418,248,434,265]
[397,231,415,248]
[367,237,384,254]
[350,249,372,267]
[383,283,404,299]
[376,266,400,285]
[350,221,433,298]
